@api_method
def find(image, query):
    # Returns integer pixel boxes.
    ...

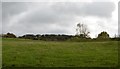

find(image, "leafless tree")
[76,23,90,38]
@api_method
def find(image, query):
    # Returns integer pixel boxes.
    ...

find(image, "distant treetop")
[2,32,16,38]
[97,31,109,39]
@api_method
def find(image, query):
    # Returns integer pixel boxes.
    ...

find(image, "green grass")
[2,38,118,67]
[0,38,2,68]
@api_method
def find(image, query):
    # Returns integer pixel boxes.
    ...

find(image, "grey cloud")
[118,2,120,35]
[84,2,115,17]
[2,2,28,21]
[0,2,1,22]
[52,2,115,18]
[3,2,115,23]
[0,2,2,33]
[17,2,115,26]
[3,22,69,36]
[2,2,116,37]
[19,5,75,26]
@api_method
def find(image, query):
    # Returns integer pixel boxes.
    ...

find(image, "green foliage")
[97,31,109,39]
[19,34,72,41]
[68,36,91,42]
[2,33,16,38]
[3,31,119,42]
[2,38,118,67]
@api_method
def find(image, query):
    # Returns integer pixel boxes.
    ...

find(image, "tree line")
[1,32,120,41]
[1,23,120,41]
[19,34,73,41]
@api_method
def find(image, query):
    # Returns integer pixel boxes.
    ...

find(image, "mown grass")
[2,38,118,67]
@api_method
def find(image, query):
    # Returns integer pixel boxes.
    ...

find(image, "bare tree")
[76,23,90,38]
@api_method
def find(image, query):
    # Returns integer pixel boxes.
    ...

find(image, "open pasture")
[2,38,118,67]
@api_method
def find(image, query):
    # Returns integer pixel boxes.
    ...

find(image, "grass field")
[0,38,2,68]
[2,38,118,67]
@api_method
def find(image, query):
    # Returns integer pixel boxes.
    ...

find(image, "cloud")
[2,2,117,37]
[2,2,28,18]
[0,2,2,33]
[52,2,115,18]
[118,2,120,35]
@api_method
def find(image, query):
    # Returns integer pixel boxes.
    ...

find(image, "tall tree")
[76,23,90,38]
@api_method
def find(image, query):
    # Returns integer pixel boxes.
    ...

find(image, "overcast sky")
[1,0,119,38]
